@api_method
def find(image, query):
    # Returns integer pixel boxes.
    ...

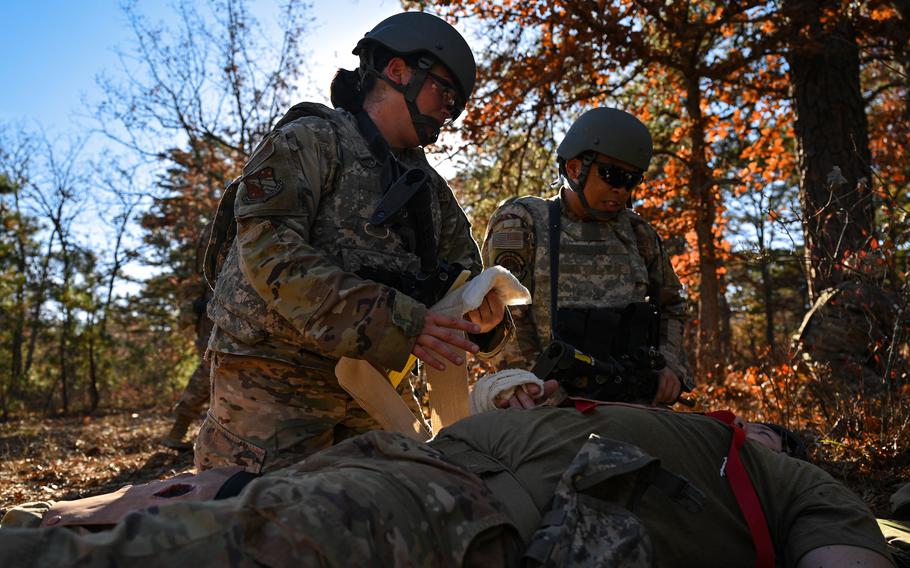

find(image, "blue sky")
[0,0,405,132]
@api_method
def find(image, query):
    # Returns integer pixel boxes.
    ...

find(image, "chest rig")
[509,196,651,353]
[544,198,659,360]
[528,198,664,402]
[348,111,464,307]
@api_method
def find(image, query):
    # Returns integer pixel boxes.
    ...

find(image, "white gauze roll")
[470,369,544,414]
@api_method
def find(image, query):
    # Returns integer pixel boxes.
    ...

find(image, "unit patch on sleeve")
[240,167,284,204]
[494,250,528,281]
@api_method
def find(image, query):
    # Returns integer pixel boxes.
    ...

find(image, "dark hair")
[329,46,427,113]
[330,68,365,112]
[761,423,810,462]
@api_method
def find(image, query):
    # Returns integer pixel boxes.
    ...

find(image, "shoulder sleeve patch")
[235,125,322,220]
[240,167,284,205]
[494,251,528,281]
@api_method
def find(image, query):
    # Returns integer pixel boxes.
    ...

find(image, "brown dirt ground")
[0,406,197,518]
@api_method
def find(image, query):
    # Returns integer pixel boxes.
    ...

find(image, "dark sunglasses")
[593,161,644,190]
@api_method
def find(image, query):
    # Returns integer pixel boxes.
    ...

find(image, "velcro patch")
[491,231,526,250]
[241,167,284,204]
[243,138,276,176]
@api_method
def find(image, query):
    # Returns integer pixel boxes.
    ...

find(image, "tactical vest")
[204,103,448,365]
[511,196,655,352]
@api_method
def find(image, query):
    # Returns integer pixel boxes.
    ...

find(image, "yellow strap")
[335,357,430,441]
[386,269,472,388]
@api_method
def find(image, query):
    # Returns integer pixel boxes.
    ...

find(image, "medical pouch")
[522,434,658,567]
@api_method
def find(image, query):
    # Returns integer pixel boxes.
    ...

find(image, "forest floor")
[0,405,907,520]
[0,406,196,517]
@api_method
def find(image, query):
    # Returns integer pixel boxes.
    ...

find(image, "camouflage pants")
[173,357,211,420]
[0,432,521,568]
[194,352,425,473]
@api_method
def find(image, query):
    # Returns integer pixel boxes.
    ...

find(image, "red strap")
[705,409,737,425]
[707,411,776,568]
[575,405,776,566]
[573,399,601,413]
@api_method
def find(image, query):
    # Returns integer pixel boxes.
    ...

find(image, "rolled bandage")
[430,265,531,319]
[470,369,545,414]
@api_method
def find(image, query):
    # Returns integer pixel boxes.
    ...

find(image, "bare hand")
[412,310,480,371]
[495,379,561,409]
[465,290,505,334]
[652,368,682,405]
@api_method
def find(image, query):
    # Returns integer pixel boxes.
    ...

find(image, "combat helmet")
[557,108,653,219]
[354,12,476,146]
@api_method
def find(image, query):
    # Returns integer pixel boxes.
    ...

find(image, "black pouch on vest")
[556,303,660,362]
[615,302,661,355]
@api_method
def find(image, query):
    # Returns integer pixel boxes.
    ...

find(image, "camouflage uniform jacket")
[482,192,692,389]
[206,103,486,373]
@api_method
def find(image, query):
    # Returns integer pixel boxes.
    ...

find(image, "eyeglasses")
[593,161,644,190]
[425,70,462,118]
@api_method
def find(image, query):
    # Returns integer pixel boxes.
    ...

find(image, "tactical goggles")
[593,161,644,190]
[425,70,463,121]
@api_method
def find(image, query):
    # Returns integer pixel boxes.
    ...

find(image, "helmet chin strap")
[402,93,443,146]
[567,154,621,221]
[366,56,443,146]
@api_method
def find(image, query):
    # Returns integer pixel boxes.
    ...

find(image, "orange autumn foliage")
[418,0,801,380]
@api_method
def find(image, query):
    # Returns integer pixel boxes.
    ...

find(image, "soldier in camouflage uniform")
[482,108,692,407]
[162,231,215,450]
[0,405,893,567]
[196,12,509,474]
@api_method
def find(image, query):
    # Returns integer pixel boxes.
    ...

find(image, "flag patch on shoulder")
[491,231,526,250]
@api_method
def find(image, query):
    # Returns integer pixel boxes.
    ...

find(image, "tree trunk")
[24,232,56,379]
[719,277,733,365]
[685,74,727,383]
[87,316,99,414]
[11,195,28,396]
[58,241,73,415]
[756,217,777,352]
[10,241,27,399]
[760,254,777,352]
[785,0,874,301]
[0,376,7,421]
[58,328,68,415]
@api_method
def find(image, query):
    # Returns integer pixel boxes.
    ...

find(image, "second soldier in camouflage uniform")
[197,12,509,473]
[483,108,692,407]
